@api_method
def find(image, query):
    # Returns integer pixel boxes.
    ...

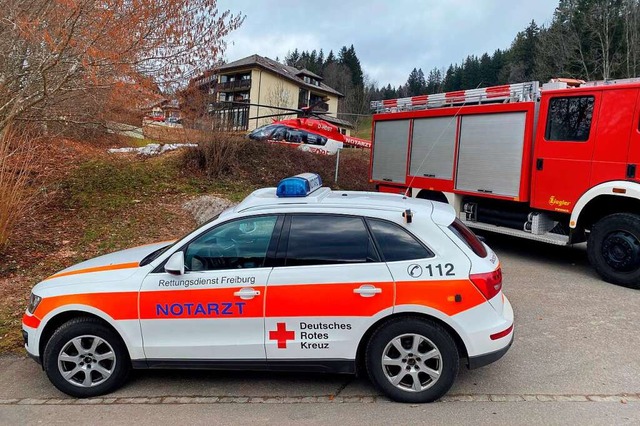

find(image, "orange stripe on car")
[28,279,487,325]
[395,279,486,316]
[265,282,395,317]
[139,287,265,319]
[33,292,139,320]
[44,262,140,281]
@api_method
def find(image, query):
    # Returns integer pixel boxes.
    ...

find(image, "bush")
[182,133,245,179]
[183,134,374,191]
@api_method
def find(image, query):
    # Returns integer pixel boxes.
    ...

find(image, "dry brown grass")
[0,128,40,250]
[183,135,374,191]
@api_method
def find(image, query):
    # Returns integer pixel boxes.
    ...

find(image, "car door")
[365,216,476,317]
[264,214,394,363]
[531,93,600,212]
[139,215,282,361]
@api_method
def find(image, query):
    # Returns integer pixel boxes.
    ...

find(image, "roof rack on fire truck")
[370,81,541,113]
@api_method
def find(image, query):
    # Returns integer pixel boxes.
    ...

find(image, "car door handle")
[233,287,260,300]
[353,285,382,297]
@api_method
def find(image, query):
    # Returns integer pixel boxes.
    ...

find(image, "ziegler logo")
[548,196,571,208]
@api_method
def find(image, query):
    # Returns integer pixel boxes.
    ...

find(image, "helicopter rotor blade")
[226,101,302,113]
[248,112,298,121]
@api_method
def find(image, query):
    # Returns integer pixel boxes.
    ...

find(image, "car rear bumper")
[467,331,513,369]
[466,293,514,369]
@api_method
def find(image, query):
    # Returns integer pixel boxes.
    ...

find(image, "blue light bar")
[276,173,323,197]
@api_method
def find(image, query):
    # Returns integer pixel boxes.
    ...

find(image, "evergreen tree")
[339,45,364,87]
[406,67,427,95]
[426,67,443,94]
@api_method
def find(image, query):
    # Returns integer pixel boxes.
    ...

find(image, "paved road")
[1,235,639,425]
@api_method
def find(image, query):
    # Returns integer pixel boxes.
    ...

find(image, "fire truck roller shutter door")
[372,120,411,184]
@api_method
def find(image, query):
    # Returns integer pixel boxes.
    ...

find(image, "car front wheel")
[43,317,130,398]
[365,317,459,403]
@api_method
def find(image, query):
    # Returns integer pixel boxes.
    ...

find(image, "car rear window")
[367,219,434,262]
[448,218,488,258]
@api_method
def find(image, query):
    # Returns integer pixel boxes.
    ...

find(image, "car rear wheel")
[365,317,458,403]
[43,317,130,398]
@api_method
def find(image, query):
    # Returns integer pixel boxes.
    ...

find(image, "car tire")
[43,317,130,398]
[587,213,640,289]
[365,317,458,403]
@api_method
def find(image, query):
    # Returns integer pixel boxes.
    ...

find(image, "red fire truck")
[369,78,640,289]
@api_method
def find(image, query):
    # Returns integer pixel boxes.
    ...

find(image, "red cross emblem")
[269,322,295,349]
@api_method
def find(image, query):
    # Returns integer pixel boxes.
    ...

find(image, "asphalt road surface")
[1,234,639,425]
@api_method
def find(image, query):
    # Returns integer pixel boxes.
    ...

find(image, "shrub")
[182,133,245,178]
[184,134,374,191]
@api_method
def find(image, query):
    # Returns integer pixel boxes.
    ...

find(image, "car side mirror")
[165,251,185,275]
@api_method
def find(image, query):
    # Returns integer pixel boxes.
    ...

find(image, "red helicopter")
[240,101,371,155]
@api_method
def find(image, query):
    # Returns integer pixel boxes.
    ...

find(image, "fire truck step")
[460,219,570,246]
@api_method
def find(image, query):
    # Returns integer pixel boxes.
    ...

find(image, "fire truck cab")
[370,78,640,289]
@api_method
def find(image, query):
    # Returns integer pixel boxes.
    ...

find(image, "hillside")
[0,136,372,353]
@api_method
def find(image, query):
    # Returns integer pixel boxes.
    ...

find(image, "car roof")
[231,187,456,226]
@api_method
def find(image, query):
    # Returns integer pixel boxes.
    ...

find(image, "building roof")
[217,54,343,97]
[295,68,323,80]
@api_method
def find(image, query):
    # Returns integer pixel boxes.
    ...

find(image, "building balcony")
[209,100,250,112]
[217,80,251,91]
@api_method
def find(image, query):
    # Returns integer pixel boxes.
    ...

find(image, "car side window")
[285,215,378,266]
[367,218,434,262]
[184,216,278,271]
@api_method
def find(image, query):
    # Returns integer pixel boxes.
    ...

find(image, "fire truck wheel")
[588,213,640,289]
[43,317,131,398]
[365,317,458,403]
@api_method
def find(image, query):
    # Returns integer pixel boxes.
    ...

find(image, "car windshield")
[249,124,279,140]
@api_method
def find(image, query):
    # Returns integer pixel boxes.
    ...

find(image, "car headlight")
[27,293,42,314]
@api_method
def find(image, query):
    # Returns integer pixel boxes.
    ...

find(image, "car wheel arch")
[38,309,131,362]
[354,312,469,376]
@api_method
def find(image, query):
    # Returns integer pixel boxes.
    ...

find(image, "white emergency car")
[22,173,513,403]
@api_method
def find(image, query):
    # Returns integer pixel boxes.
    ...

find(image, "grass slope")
[0,137,373,353]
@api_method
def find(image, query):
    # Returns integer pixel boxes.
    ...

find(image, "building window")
[298,89,309,107]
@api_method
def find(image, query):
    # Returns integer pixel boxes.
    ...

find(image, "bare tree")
[623,0,640,77]
[0,0,244,135]
[263,79,295,127]
[536,0,628,81]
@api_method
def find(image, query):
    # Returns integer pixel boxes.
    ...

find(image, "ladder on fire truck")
[370,77,640,113]
[370,82,541,113]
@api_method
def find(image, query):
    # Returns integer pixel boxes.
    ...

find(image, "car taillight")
[470,268,502,300]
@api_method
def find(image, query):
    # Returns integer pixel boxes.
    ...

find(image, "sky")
[217,0,559,88]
